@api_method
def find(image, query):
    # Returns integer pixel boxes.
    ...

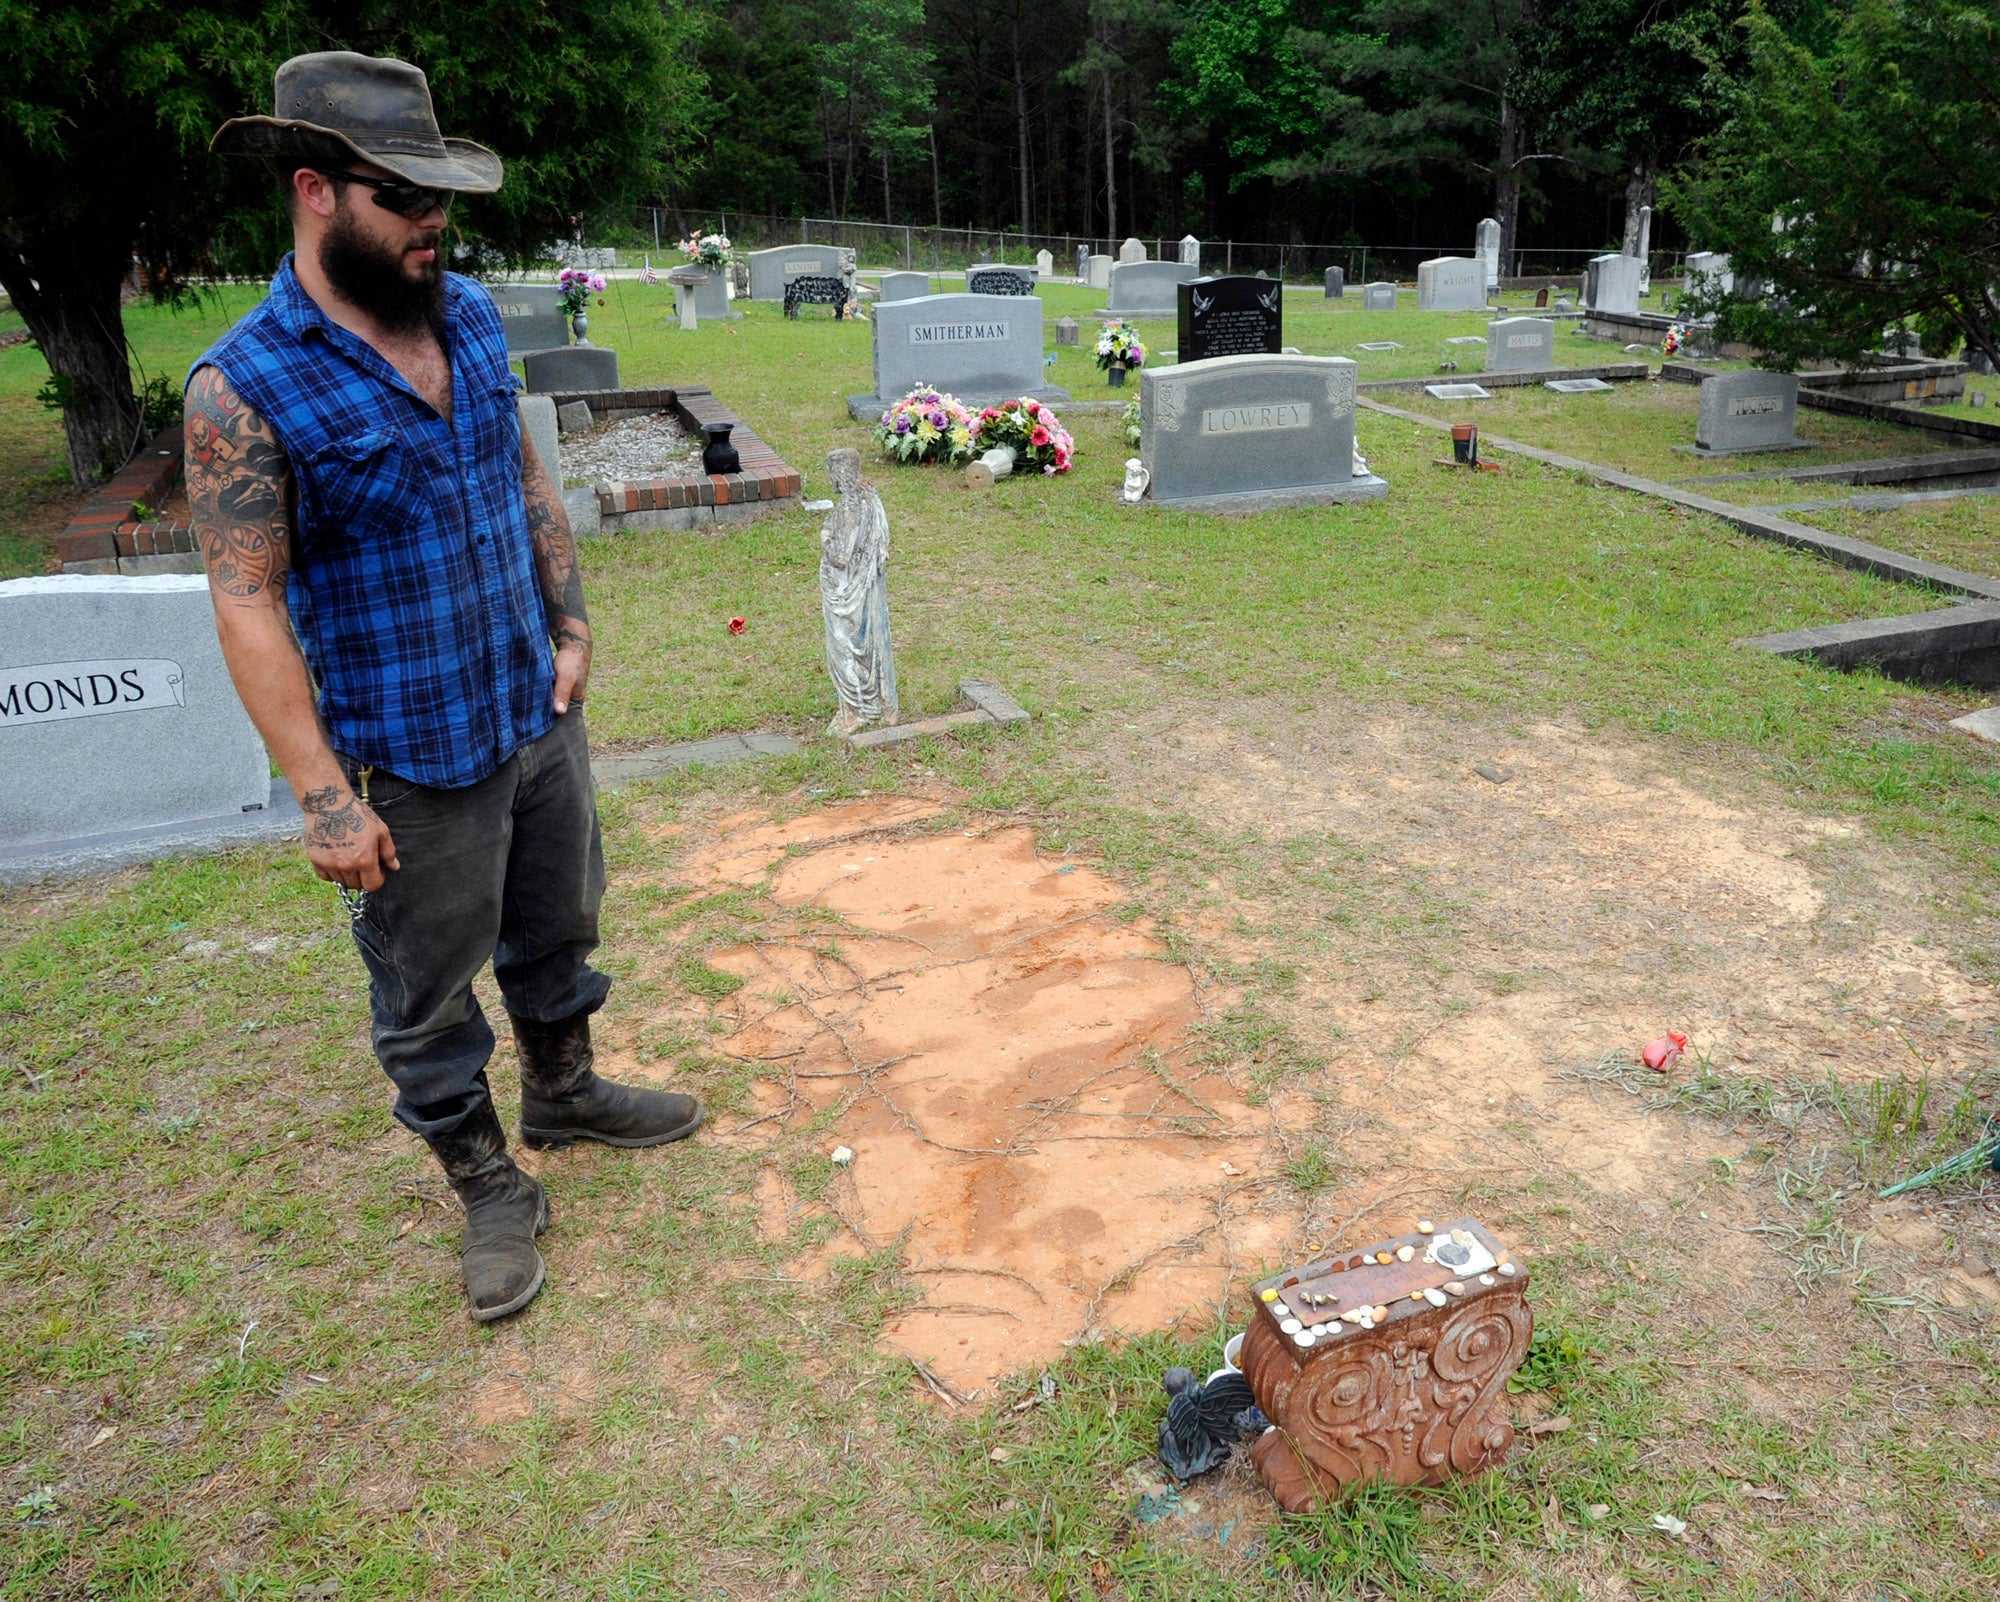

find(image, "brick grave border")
[55,425,195,574]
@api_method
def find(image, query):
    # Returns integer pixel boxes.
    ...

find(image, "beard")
[318,198,446,335]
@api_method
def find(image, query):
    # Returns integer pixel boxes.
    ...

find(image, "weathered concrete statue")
[819,448,899,737]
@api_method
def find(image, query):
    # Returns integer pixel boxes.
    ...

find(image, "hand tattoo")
[186,366,295,601]
[301,784,370,849]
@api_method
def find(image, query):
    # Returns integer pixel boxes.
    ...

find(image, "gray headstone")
[1035,249,1054,277]
[1683,251,1733,300]
[1417,257,1486,312]
[1424,383,1493,400]
[1696,370,1804,453]
[1324,267,1344,299]
[1636,205,1653,292]
[747,244,851,301]
[1179,234,1202,270]
[1106,260,1199,317]
[525,346,621,393]
[1056,315,1080,347]
[1474,218,1500,292]
[555,400,593,435]
[1086,254,1114,290]
[1118,237,1148,264]
[1484,317,1555,373]
[671,269,730,320]
[0,574,270,848]
[489,284,570,356]
[1138,353,1384,509]
[1075,244,1091,280]
[1587,254,1644,315]
[519,394,559,478]
[851,292,1065,419]
[552,245,616,270]
[1362,282,1397,312]
[880,272,930,302]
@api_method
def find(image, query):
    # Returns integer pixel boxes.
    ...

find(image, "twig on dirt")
[910,1359,968,1407]
[906,1264,1047,1301]
[719,1044,811,1063]
[1017,1102,1224,1121]
[10,1060,46,1092]
[235,1320,259,1363]
[912,1301,1024,1322]
[1078,1220,1222,1339]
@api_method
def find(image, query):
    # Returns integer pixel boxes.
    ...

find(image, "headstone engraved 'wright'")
[1694,370,1808,454]
[1483,317,1555,373]
[1417,257,1486,313]
[1363,282,1397,312]
[0,575,271,850]
[489,285,570,356]
[848,292,1067,420]
[1178,276,1283,364]
[747,244,851,302]
[1138,353,1387,511]
[1106,260,1199,318]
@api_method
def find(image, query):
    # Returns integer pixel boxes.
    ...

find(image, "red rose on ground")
[727,616,747,635]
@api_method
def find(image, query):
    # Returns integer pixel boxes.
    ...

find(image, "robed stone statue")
[819,448,899,737]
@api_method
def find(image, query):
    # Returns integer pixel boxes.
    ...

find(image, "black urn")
[701,421,740,475]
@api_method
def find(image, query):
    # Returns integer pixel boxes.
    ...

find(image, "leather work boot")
[421,1079,550,1322]
[512,1010,705,1151]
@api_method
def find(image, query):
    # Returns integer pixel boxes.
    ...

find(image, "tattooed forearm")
[300,783,370,849]
[185,366,295,601]
[521,432,589,639]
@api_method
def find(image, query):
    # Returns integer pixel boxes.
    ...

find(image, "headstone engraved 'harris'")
[1178,275,1283,364]
[1105,260,1199,318]
[1138,353,1386,511]
[489,285,570,356]
[1482,317,1555,373]
[1417,257,1486,312]
[747,244,851,302]
[1694,370,1808,454]
[1363,282,1397,312]
[848,292,1067,420]
[0,575,271,850]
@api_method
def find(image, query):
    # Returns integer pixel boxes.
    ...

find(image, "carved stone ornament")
[1325,365,1357,417]
[1152,380,1188,434]
[1240,1219,1531,1512]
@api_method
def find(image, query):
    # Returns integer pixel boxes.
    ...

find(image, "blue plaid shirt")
[191,256,555,788]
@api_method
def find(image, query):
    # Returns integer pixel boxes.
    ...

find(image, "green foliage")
[1669,0,2000,368]
[1509,1319,1597,1395]
[1265,1481,1425,1586]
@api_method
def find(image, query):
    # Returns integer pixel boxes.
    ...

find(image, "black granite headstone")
[1178,275,1283,365]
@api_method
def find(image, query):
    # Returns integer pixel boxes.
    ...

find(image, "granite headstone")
[747,244,851,301]
[849,292,1067,420]
[1683,251,1733,300]
[490,285,571,356]
[1324,267,1345,299]
[1118,237,1148,264]
[1483,317,1555,373]
[518,394,560,481]
[1635,205,1653,293]
[1695,370,1806,454]
[1587,254,1643,315]
[880,271,931,302]
[1417,257,1486,312]
[0,574,271,848]
[1138,354,1385,510]
[1363,282,1397,311]
[1178,276,1283,364]
[1035,248,1055,277]
[524,346,620,393]
[1086,254,1113,289]
[671,268,732,320]
[1106,260,1198,317]
[967,265,1036,296]
[1179,234,1202,270]
[1474,218,1500,292]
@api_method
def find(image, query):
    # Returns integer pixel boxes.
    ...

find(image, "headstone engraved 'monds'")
[1363,282,1397,312]
[849,292,1067,420]
[1118,237,1148,264]
[1586,253,1644,315]
[1694,370,1807,454]
[1483,317,1555,373]
[1324,267,1345,299]
[880,271,930,302]
[1178,276,1283,364]
[1105,260,1199,318]
[489,285,570,356]
[0,575,271,849]
[1138,353,1386,510]
[1417,257,1486,312]
[747,244,851,301]
[1474,218,1501,292]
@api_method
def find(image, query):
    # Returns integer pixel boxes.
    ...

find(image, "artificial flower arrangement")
[874,386,976,465]
[1121,395,1142,449]
[1095,321,1147,371]
[1662,322,1691,357]
[678,228,733,271]
[970,397,1075,475]
[556,266,606,316]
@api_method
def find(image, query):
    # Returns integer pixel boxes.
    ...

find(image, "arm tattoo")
[300,783,370,849]
[521,436,591,653]
[185,366,295,601]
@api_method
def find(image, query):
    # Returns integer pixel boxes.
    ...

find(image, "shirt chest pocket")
[302,428,417,541]
[480,381,526,476]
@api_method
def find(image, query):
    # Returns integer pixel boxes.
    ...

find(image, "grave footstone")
[1105,260,1199,318]
[1483,317,1555,373]
[0,574,271,852]
[1138,353,1386,510]
[747,244,851,302]
[1692,370,1809,454]
[881,271,930,302]
[1417,258,1486,312]
[1363,282,1397,312]
[1474,218,1500,293]
[490,284,571,356]
[1325,267,1345,299]
[1179,234,1202,271]
[1179,276,1283,364]
[555,400,592,434]
[524,346,620,393]
[1586,254,1643,315]
[848,291,1067,420]
[1425,382,1492,400]
[1545,378,1614,394]
[1118,237,1148,264]
[1086,254,1114,289]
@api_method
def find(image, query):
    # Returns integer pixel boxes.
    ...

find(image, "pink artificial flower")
[1030,426,1050,446]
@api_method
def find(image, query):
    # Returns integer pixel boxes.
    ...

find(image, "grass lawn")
[1793,490,2000,578]
[4,277,1999,1600]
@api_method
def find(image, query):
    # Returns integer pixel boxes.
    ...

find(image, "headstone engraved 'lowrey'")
[1693,370,1809,454]
[1178,275,1283,364]
[1417,257,1487,313]
[1586,253,1644,315]
[1138,353,1387,511]
[1483,317,1555,373]
[747,244,851,302]
[1363,281,1397,312]
[1105,260,1199,318]
[880,271,930,302]
[1324,266,1344,299]
[489,284,570,356]
[848,292,1068,421]
[0,575,271,852]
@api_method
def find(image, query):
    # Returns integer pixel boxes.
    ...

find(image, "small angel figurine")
[819,448,899,737]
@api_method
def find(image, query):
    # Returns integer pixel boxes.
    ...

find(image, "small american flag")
[641,257,658,286]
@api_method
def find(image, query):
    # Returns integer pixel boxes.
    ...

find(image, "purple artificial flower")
[929,409,947,428]
[894,416,911,434]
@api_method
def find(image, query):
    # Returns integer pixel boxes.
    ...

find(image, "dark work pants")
[340,711,611,1139]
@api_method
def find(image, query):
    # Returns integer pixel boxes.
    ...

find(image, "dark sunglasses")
[316,169,454,220]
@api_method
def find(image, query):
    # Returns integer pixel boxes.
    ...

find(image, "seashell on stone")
[1479,1273,1497,1286]
[1396,1245,1415,1262]
[1424,1288,1448,1307]
[1417,1218,1435,1234]
[1451,1228,1475,1246]
[1445,1281,1466,1296]
[1499,1262,1518,1277]
[1280,1318,1302,1334]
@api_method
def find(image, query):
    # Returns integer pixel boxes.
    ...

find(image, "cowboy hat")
[211,51,502,193]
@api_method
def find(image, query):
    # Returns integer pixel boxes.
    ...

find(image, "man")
[188,53,702,1323]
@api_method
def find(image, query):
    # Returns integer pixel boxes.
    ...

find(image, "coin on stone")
[1280,1318,1302,1334]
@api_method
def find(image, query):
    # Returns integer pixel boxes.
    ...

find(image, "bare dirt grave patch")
[642,797,1300,1396]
